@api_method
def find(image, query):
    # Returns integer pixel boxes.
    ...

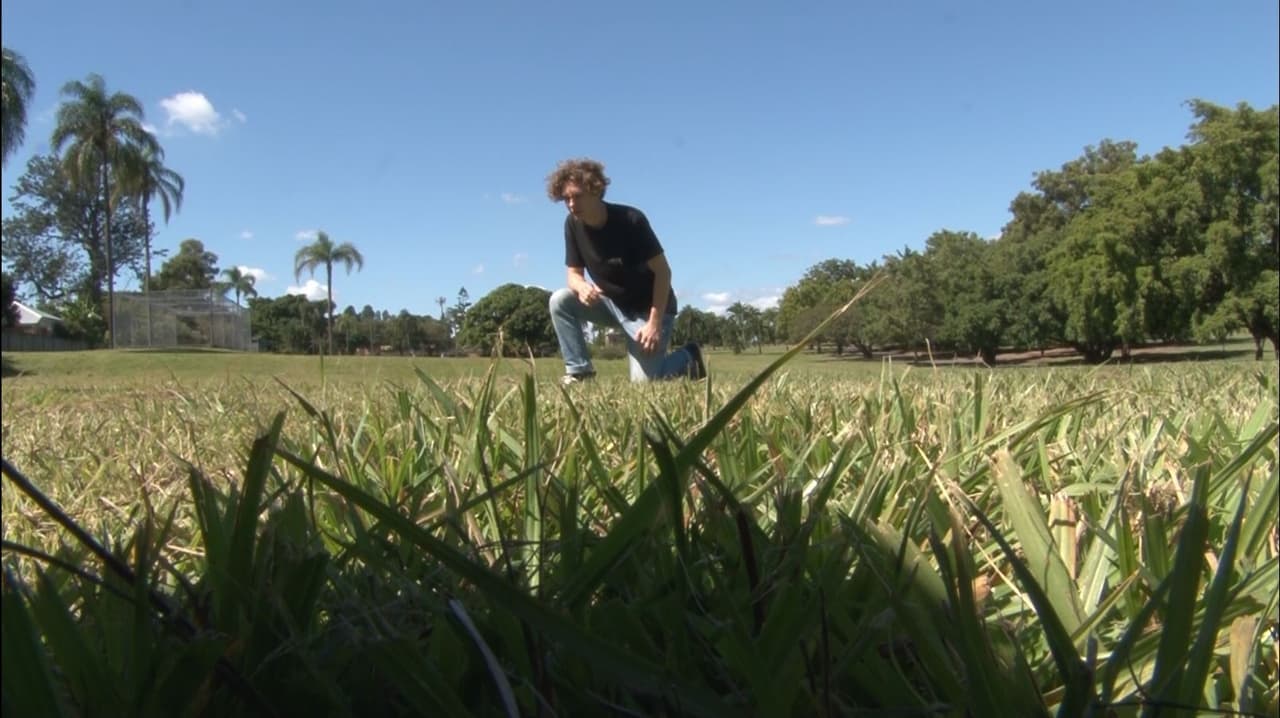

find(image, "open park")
[3,3,1278,715]
[2,340,1277,715]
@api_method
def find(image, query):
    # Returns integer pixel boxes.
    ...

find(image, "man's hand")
[636,319,662,354]
[576,283,603,305]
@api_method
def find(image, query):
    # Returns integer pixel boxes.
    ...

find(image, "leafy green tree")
[51,73,159,346]
[220,266,258,306]
[417,314,452,353]
[1,272,19,327]
[294,230,364,354]
[2,154,149,306]
[777,259,859,342]
[875,249,941,355]
[994,192,1067,353]
[153,239,218,290]
[1040,140,1140,362]
[758,306,780,346]
[334,306,360,353]
[725,302,769,353]
[50,295,106,347]
[391,309,423,354]
[358,304,381,350]
[2,47,36,167]
[457,283,555,356]
[924,230,1005,364]
[673,306,719,348]
[248,294,326,354]
[1184,100,1279,358]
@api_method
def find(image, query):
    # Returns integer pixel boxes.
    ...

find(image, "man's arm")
[635,253,671,353]
[645,253,671,322]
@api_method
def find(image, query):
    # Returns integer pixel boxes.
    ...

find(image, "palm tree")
[221,266,258,307]
[120,144,184,346]
[2,47,36,168]
[51,73,158,348]
[294,230,364,354]
[436,295,447,321]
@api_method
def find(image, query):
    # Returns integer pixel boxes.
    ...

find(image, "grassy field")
[1,344,1277,716]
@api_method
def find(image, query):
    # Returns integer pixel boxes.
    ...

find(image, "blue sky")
[3,1,1277,317]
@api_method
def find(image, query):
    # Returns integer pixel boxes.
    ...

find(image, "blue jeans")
[549,287,694,381]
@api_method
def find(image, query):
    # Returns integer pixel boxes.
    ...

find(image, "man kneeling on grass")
[546,157,706,385]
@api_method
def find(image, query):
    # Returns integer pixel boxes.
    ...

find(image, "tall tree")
[673,306,718,348]
[447,286,471,336]
[119,144,184,345]
[925,230,1005,364]
[2,154,149,308]
[2,47,36,167]
[1040,140,1140,362]
[456,283,555,355]
[1,272,19,328]
[294,230,364,354]
[436,295,447,321]
[1184,100,1279,358]
[51,74,159,347]
[248,294,327,354]
[220,266,258,306]
[725,302,764,353]
[153,239,219,290]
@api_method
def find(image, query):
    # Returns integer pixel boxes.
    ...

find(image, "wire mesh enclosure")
[112,289,254,351]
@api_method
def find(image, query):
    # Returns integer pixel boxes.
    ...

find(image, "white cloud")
[287,279,328,301]
[239,230,254,240]
[295,229,319,242]
[159,91,225,135]
[500,192,527,204]
[237,265,272,283]
[512,252,529,268]
[814,215,851,227]
[699,289,781,314]
[232,109,248,123]
[141,122,158,135]
[472,264,485,274]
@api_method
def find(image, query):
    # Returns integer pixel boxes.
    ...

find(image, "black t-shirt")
[564,202,678,319]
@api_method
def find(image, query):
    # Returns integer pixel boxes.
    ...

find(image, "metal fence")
[112,289,253,351]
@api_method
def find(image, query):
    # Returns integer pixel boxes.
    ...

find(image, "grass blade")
[276,443,731,717]
[992,449,1086,636]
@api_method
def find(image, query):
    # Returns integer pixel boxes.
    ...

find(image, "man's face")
[562,181,602,218]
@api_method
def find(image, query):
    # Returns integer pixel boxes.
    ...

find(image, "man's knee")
[549,287,576,313]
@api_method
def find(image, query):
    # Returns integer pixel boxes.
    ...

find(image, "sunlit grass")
[2,342,1277,716]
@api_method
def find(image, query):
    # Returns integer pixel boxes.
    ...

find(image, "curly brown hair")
[546,158,610,202]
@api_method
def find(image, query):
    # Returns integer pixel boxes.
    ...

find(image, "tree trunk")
[143,201,153,347]
[102,162,115,349]
[1078,342,1113,364]
[325,263,334,354]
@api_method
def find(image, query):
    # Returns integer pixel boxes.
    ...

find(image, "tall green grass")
[2,342,1277,715]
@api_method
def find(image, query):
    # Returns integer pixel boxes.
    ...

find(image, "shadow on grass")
[809,343,1262,368]
[120,347,242,355]
[1,355,31,377]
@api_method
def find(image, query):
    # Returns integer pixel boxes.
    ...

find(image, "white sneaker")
[561,371,596,386]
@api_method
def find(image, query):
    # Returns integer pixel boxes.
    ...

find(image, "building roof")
[12,301,63,325]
